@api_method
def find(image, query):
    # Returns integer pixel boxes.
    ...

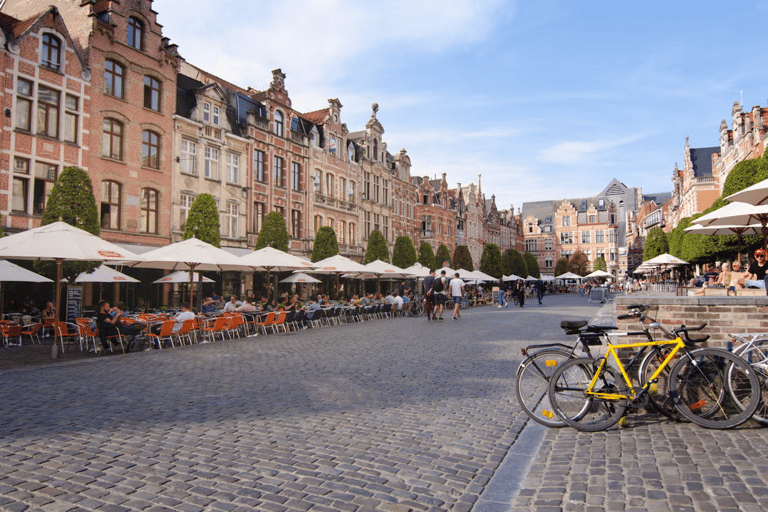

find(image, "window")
[37,86,59,138]
[180,193,194,229]
[226,153,240,184]
[373,176,380,203]
[598,198,605,209]
[314,215,322,233]
[383,180,389,206]
[364,172,371,200]
[325,173,334,198]
[349,223,356,245]
[254,150,265,182]
[225,203,238,238]
[373,139,378,161]
[41,34,61,71]
[383,216,389,241]
[101,180,121,229]
[127,17,143,50]
[142,130,160,168]
[595,230,605,243]
[373,213,381,233]
[15,78,32,131]
[203,102,210,122]
[254,202,265,233]
[546,257,553,269]
[581,231,590,244]
[104,60,124,98]
[562,216,571,227]
[213,106,220,125]
[291,162,301,191]
[588,214,595,223]
[314,169,322,194]
[140,188,158,234]
[545,239,553,251]
[325,217,333,228]
[273,156,284,187]
[205,147,219,179]
[102,119,123,160]
[291,210,301,238]
[526,239,537,252]
[64,95,78,143]
[143,76,160,111]
[273,110,283,137]
[33,162,57,215]
[349,182,356,203]
[348,144,355,162]
[560,232,573,244]
[12,177,28,212]
[339,178,347,200]
[609,230,616,243]
[181,139,197,174]
[364,211,371,238]
[275,205,285,218]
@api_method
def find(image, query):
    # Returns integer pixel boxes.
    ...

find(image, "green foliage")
[722,158,768,198]
[183,193,220,247]
[392,236,417,268]
[567,249,590,276]
[523,253,540,278]
[504,249,527,278]
[435,244,451,267]
[479,243,503,279]
[452,245,473,271]
[35,166,100,280]
[254,211,289,251]
[418,242,436,270]
[311,226,339,262]
[668,217,692,258]
[555,257,569,276]
[593,256,607,272]
[643,227,669,261]
[363,230,390,264]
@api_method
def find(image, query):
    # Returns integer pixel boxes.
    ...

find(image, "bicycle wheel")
[638,349,684,421]
[515,348,574,427]
[730,341,768,425]
[669,348,760,429]
[549,357,629,432]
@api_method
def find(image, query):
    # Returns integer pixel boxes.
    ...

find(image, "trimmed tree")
[593,256,607,272]
[643,226,669,261]
[555,257,569,276]
[567,249,590,276]
[722,158,768,198]
[480,243,503,278]
[418,242,436,270]
[35,166,100,280]
[523,253,540,278]
[504,248,527,278]
[435,244,451,268]
[254,211,289,251]
[452,245,473,271]
[363,230,389,264]
[311,226,339,262]
[183,193,220,247]
[392,236,417,268]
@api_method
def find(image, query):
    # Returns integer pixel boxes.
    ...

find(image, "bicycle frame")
[586,336,686,401]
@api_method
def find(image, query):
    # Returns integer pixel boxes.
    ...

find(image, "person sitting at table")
[201,296,217,314]
[393,291,404,316]
[172,305,196,334]
[235,299,257,313]
[96,300,122,352]
[223,296,240,312]
[303,298,321,328]
[283,295,299,312]
[41,302,55,320]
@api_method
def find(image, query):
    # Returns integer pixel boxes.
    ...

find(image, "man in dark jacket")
[423,269,436,321]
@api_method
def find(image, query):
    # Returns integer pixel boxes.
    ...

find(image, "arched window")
[140,188,158,233]
[273,110,284,137]
[41,34,61,71]
[104,60,125,98]
[143,76,161,111]
[101,180,121,230]
[142,130,160,168]
[127,17,143,50]
[102,119,123,160]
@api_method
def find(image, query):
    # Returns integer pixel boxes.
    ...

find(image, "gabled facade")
[670,137,720,227]
[391,148,417,245]
[712,101,768,195]
[413,173,456,257]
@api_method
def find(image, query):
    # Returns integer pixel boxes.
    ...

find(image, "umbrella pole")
[188,267,195,311]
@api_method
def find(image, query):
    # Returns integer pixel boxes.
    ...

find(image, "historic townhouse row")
[0,0,525,268]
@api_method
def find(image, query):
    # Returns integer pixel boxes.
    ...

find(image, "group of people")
[692,248,768,295]
[423,269,466,321]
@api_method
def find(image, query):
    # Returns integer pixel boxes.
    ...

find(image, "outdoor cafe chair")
[271,311,288,334]
[381,303,393,318]
[56,321,83,353]
[147,320,176,349]
[291,309,305,331]
[20,322,42,345]
[310,309,325,329]
[283,310,296,331]
[42,317,57,338]
[225,314,247,339]
[2,325,22,347]
[201,315,229,342]
[254,312,276,335]
[176,319,195,346]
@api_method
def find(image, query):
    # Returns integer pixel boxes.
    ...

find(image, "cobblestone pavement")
[0,295,600,512]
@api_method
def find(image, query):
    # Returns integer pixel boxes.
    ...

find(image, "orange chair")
[147,320,176,349]
[201,316,229,342]
[225,315,247,339]
[271,311,287,334]
[56,322,82,353]
[43,317,57,338]
[176,319,196,346]
[76,321,100,353]
[20,323,42,345]
[2,325,22,347]
[253,312,276,335]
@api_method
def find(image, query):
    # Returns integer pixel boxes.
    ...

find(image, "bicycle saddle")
[561,320,588,333]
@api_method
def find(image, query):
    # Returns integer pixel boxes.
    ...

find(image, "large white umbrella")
[725,178,768,206]
[152,271,214,284]
[130,238,250,309]
[644,253,688,266]
[239,247,315,299]
[525,275,539,282]
[584,269,613,279]
[0,221,144,321]
[556,272,583,280]
[694,201,768,248]
[685,223,764,259]
[357,260,411,293]
[0,260,53,283]
[541,275,556,282]
[76,265,139,283]
[503,274,522,281]
[401,262,431,278]
[307,255,369,295]
[280,272,321,284]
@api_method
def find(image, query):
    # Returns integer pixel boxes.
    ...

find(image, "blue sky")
[155,0,768,211]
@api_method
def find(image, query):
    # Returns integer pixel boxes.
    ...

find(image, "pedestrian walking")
[432,270,448,321]
[449,273,465,320]
[423,269,436,321]
[535,280,545,305]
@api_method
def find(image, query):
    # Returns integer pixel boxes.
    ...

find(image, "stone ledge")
[617,295,768,306]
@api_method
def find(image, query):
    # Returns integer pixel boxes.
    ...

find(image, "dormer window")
[310,126,319,147]
[273,110,284,137]
[213,105,220,125]
[41,34,61,71]
[203,102,210,122]
[127,17,143,50]
[598,198,605,209]
[328,135,337,153]
[348,143,355,162]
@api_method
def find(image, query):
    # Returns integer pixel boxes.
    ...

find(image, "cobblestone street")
[1,295,767,512]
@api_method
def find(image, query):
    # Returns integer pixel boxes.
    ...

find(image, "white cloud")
[541,135,649,164]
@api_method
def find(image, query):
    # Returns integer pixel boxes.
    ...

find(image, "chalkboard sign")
[66,286,82,322]
[492,286,500,305]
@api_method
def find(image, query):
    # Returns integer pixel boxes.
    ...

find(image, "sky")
[154,0,768,212]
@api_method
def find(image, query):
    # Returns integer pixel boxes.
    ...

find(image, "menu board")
[492,286,500,305]
[66,286,82,322]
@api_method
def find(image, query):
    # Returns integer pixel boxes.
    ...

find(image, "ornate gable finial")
[371,103,379,118]
[270,69,287,94]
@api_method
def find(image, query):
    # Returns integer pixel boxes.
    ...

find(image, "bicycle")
[407,295,426,317]
[516,304,680,427]
[548,322,761,431]
[727,332,768,425]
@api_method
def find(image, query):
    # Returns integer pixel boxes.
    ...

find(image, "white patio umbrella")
[644,253,688,266]
[469,269,497,282]
[280,272,321,284]
[358,260,411,293]
[725,178,768,206]
[75,265,139,283]
[306,255,369,295]
[152,271,215,284]
[0,221,144,322]
[584,270,613,279]
[685,223,764,259]
[239,246,316,300]
[130,238,250,309]
[556,272,583,280]
[541,275,556,282]
[503,274,522,281]
[0,260,53,283]
[694,201,768,248]
[525,275,539,282]
[401,262,431,278]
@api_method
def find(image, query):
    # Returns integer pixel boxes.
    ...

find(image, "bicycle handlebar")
[672,323,710,343]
